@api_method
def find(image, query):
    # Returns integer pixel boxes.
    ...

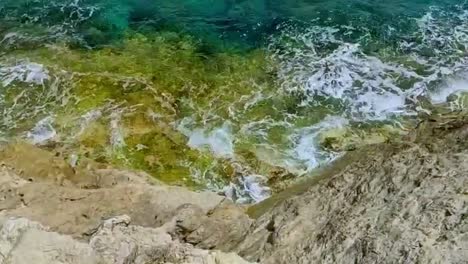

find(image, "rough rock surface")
[0,143,252,241]
[0,143,253,263]
[0,216,251,264]
[236,115,468,263]
[0,217,99,264]
[1,114,468,264]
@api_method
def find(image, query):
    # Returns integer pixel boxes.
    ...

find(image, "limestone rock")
[171,200,253,251]
[235,116,468,263]
[0,164,225,237]
[0,216,252,264]
[0,142,161,188]
[89,215,252,264]
[1,114,468,264]
[0,144,253,263]
[0,217,99,264]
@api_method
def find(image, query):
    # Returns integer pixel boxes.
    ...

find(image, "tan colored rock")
[0,143,254,263]
[2,114,468,264]
[0,216,253,264]
[174,200,253,251]
[0,178,224,237]
[0,217,99,264]
[235,116,468,263]
[0,142,160,188]
[0,146,230,238]
[89,215,252,264]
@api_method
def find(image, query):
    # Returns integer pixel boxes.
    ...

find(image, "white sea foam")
[291,116,348,172]
[26,116,57,145]
[109,111,126,148]
[0,62,49,87]
[186,123,235,159]
[174,6,468,203]
[77,109,103,136]
[266,6,468,173]
[223,174,271,204]
[178,118,273,202]
[178,119,235,159]
[274,35,421,120]
[240,174,271,203]
[430,78,468,104]
[273,6,468,123]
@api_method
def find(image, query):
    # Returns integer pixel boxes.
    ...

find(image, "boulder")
[0,216,252,264]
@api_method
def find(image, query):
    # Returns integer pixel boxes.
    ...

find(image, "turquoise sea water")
[1,0,465,47]
[1,0,468,202]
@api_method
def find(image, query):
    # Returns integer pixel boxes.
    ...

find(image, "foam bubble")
[430,78,468,104]
[26,116,56,145]
[291,116,348,172]
[224,174,271,204]
[109,111,126,149]
[0,62,49,87]
[185,122,235,159]
[77,109,103,136]
[273,5,468,122]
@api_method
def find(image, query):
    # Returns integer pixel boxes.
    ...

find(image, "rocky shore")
[1,113,467,264]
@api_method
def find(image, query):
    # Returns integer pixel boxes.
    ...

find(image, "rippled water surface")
[1,0,468,203]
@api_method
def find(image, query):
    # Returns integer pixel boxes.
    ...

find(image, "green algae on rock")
[0,29,464,201]
[2,1,468,203]
[0,33,283,194]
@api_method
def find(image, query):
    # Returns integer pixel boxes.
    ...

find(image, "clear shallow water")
[1,0,468,203]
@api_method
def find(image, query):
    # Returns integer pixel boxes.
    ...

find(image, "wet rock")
[318,126,396,152]
[0,142,161,188]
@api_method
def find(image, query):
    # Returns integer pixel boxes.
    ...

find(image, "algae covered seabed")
[1,0,468,203]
